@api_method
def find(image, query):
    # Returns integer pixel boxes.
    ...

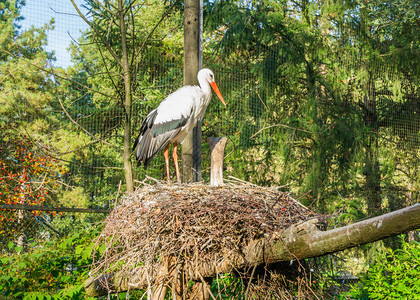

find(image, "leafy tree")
[0,0,71,247]
[0,123,65,248]
[0,0,55,122]
[202,0,419,220]
[64,0,184,188]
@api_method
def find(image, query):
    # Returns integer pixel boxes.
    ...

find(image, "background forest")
[0,0,419,298]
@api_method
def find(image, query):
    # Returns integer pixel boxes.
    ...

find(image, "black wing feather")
[132,109,189,169]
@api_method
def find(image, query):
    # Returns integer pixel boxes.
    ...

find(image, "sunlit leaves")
[345,237,420,299]
[0,230,100,299]
[0,123,65,239]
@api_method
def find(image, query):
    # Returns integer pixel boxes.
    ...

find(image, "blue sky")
[19,0,89,68]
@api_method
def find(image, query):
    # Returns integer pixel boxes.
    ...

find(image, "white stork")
[132,68,226,184]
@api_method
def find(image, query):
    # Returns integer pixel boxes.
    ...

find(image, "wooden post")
[182,0,202,183]
[208,137,228,186]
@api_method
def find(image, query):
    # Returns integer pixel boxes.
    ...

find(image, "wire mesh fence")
[0,205,108,252]
[2,0,418,212]
[0,0,419,298]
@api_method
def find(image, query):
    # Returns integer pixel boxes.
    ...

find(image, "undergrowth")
[342,235,420,300]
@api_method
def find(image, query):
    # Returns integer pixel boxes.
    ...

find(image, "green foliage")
[343,237,420,299]
[201,0,419,218]
[0,0,55,120]
[0,229,99,299]
[62,0,184,185]
[210,275,244,299]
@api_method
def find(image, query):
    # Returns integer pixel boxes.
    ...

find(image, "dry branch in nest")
[88,181,320,296]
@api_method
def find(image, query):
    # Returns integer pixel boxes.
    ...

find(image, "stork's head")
[198,68,226,106]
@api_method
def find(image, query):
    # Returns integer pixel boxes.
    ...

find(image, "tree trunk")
[306,61,326,210]
[85,203,420,297]
[16,175,27,252]
[360,1,381,216]
[16,209,27,252]
[118,0,134,192]
[364,75,381,215]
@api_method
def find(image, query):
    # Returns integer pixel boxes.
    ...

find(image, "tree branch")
[132,0,179,82]
[70,0,123,67]
[0,48,113,99]
[49,69,122,153]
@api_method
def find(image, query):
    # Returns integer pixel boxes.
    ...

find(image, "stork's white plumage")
[132,68,226,184]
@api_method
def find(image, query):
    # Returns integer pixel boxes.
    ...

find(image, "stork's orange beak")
[210,81,226,106]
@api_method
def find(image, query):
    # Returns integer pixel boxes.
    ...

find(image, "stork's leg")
[173,142,181,183]
[164,144,171,184]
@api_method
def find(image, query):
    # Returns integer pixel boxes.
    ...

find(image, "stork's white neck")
[198,77,211,97]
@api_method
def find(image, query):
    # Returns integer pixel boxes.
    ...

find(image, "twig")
[35,215,62,236]
[51,68,122,153]
[114,180,122,208]
[0,48,112,98]
[227,176,258,186]
[70,0,123,67]
[244,264,257,298]
[132,0,179,65]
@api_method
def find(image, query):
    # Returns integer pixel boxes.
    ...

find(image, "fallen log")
[85,203,420,296]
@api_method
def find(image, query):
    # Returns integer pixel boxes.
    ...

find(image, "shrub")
[0,230,97,299]
[344,235,420,299]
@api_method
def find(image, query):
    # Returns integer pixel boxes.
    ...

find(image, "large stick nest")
[90,181,320,287]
